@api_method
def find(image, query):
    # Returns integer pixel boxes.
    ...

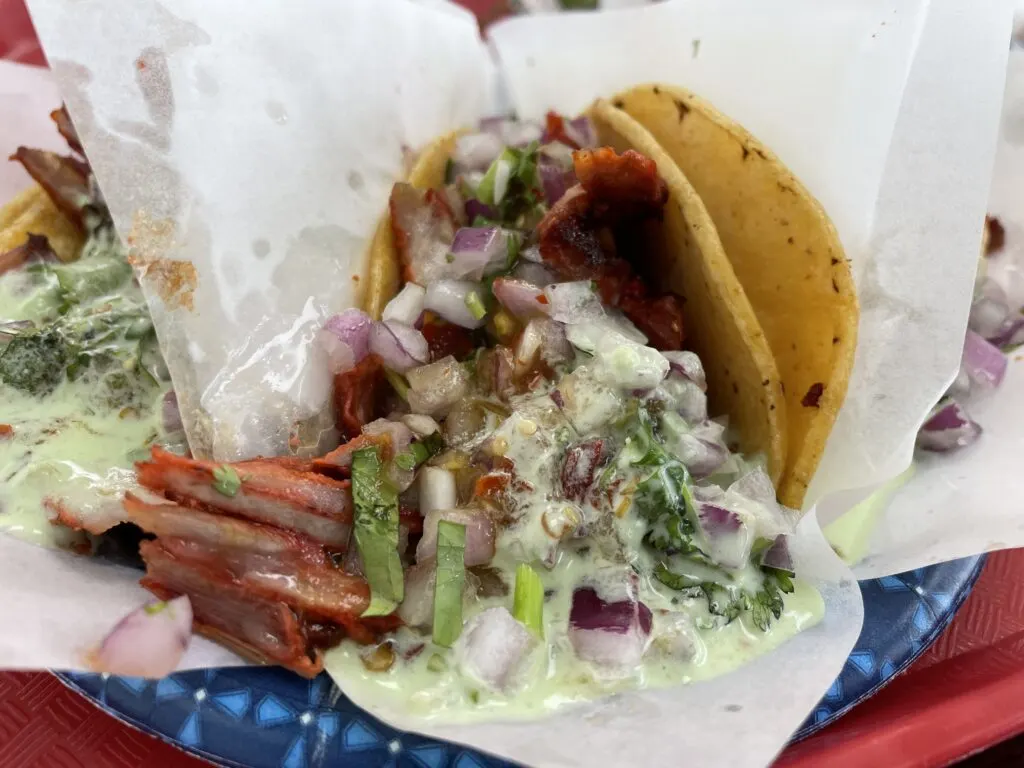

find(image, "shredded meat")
[9,147,90,229]
[537,148,685,350]
[421,317,477,362]
[50,105,83,155]
[136,447,353,548]
[0,233,57,277]
[333,355,386,440]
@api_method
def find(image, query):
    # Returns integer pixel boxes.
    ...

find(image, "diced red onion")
[419,467,457,518]
[397,560,436,628]
[569,572,652,667]
[511,260,556,286]
[406,356,471,416]
[449,227,509,280]
[697,503,753,569]
[519,245,545,264]
[564,116,597,149]
[544,281,604,324]
[417,508,496,566]
[425,279,487,329]
[917,399,982,452]
[725,467,795,538]
[561,439,605,502]
[961,330,1008,390]
[969,295,1010,340]
[382,283,426,327]
[90,596,192,678]
[161,390,184,434]
[671,432,728,479]
[515,317,573,375]
[455,606,536,691]
[318,330,355,374]
[492,277,549,319]
[464,198,497,223]
[453,132,505,172]
[662,351,707,392]
[988,315,1024,350]
[761,536,794,572]
[539,160,573,205]
[369,320,429,372]
[324,309,373,360]
[401,413,440,437]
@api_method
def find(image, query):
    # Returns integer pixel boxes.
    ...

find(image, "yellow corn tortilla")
[362,111,787,487]
[0,185,84,263]
[611,84,857,509]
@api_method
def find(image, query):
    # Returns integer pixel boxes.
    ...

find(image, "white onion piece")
[417,508,495,566]
[453,133,505,171]
[651,612,700,661]
[961,330,1008,390]
[324,309,373,360]
[592,332,669,389]
[969,295,1010,340]
[544,281,604,324]
[449,227,508,280]
[364,419,416,489]
[382,283,426,326]
[511,259,557,286]
[661,351,707,392]
[401,413,440,437]
[90,596,192,678]
[419,467,457,518]
[519,244,545,264]
[917,399,982,452]
[406,356,471,416]
[539,141,575,170]
[569,574,652,668]
[492,277,548,319]
[456,606,536,691]
[502,120,544,147]
[565,311,647,353]
[397,560,436,628]
[369,321,429,372]
[718,467,796,540]
[425,280,487,329]
[697,503,754,569]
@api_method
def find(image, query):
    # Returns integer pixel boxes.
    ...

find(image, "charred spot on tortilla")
[674,99,689,122]
[613,98,625,109]
[787,237,794,245]
[741,146,750,161]
[802,383,824,408]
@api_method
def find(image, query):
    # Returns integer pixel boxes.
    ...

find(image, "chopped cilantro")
[352,446,404,616]
[212,465,242,497]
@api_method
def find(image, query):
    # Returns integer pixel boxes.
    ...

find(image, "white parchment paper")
[853,44,1024,578]
[0,0,1010,763]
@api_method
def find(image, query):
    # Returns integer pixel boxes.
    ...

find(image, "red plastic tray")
[3,1,1024,765]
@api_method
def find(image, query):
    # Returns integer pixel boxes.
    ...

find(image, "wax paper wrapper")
[0,0,1007,764]
[848,35,1024,579]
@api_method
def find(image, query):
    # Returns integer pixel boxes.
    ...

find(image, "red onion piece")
[453,132,505,172]
[761,536,794,572]
[564,116,597,149]
[382,283,426,327]
[406,355,472,416]
[969,295,1010,340]
[662,351,707,392]
[90,595,192,678]
[988,315,1024,350]
[569,580,652,667]
[962,330,1008,390]
[425,279,487,329]
[417,508,496,566]
[449,227,508,280]
[493,277,549,319]
[697,503,753,569]
[671,431,729,479]
[464,198,497,223]
[161,390,184,434]
[324,309,372,360]
[317,331,355,374]
[917,399,982,452]
[544,281,604,324]
[518,244,545,264]
[397,560,436,628]
[456,606,536,691]
[369,320,429,372]
[539,160,573,205]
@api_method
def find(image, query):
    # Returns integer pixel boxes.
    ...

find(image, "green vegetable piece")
[0,326,69,396]
[512,563,545,637]
[476,148,516,206]
[432,519,467,647]
[353,446,404,617]
[143,600,168,615]
[212,465,242,497]
[54,257,131,306]
[465,290,487,321]
[394,432,444,473]
[384,369,410,401]
[427,653,448,673]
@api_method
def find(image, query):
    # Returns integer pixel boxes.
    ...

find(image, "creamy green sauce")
[824,464,916,565]
[0,223,173,549]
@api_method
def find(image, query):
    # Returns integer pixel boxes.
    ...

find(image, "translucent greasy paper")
[852,42,1024,579]
[1,0,1010,764]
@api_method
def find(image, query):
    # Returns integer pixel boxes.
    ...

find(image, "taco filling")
[0,109,821,709]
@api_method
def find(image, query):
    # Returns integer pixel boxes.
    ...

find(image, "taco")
[608,85,858,509]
